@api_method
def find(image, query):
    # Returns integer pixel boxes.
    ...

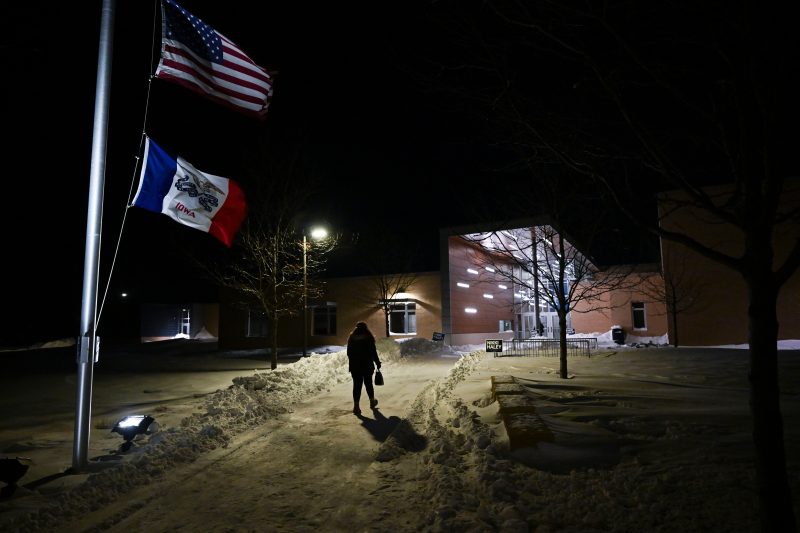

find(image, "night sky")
[6,1,780,345]
[1,1,497,344]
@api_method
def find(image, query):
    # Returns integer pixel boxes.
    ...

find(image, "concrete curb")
[491,375,554,449]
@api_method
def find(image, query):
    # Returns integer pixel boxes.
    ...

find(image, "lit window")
[483,294,494,299]
[457,282,470,288]
[465,308,477,314]
[180,308,190,336]
[498,284,507,289]
[390,302,416,335]
[467,268,479,275]
[311,303,337,336]
[632,302,646,329]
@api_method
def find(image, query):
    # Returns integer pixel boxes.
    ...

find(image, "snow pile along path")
[3,341,464,532]
[371,349,497,531]
[4,350,357,531]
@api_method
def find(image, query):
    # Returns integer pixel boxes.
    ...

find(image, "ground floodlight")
[1,457,31,498]
[111,415,157,451]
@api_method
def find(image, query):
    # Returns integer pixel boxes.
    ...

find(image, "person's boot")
[370,397,378,409]
[353,402,361,415]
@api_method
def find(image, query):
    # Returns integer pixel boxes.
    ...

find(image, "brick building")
[216,220,667,349]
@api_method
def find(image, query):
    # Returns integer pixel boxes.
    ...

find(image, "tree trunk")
[558,310,568,379]
[746,275,796,532]
[670,293,679,348]
[557,236,568,378]
[384,309,390,337]
[270,311,279,370]
[533,234,542,336]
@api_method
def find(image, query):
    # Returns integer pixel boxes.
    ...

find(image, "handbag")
[374,369,384,386]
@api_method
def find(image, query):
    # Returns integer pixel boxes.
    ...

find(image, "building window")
[499,319,512,332]
[390,302,417,335]
[632,302,646,330]
[312,303,337,336]
[247,308,268,338]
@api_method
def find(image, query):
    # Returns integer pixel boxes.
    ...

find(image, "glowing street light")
[303,225,329,357]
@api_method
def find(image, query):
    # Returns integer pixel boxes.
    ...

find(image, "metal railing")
[496,338,596,358]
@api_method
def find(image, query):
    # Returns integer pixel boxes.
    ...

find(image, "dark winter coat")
[347,332,381,374]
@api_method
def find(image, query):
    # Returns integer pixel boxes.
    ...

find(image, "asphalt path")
[55,356,455,532]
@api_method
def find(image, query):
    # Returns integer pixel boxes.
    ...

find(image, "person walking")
[346,321,382,415]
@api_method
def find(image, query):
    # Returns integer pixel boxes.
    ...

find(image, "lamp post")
[303,226,329,357]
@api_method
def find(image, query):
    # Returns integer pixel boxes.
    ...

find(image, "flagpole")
[73,0,116,472]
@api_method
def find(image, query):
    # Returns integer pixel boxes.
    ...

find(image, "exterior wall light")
[485,267,495,272]
[465,308,477,313]
[483,294,494,299]
[498,284,507,290]
[467,268,479,274]
[111,415,158,451]
[395,288,414,299]
[457,282,469,288]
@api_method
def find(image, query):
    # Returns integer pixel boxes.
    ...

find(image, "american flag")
[155,0,274,120]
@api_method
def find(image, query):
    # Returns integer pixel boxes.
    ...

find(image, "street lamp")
[303,225,329,357]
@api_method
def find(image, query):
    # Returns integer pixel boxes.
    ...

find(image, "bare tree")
[355,229,421,337]
[420,1,798,528]
[462,223,631,378]
[225,211,300,371]
[373,272,419,338]
[458,148,636,378]
[202,143,338,370]
[636,250,708,348]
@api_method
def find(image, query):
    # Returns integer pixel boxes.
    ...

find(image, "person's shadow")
[356,408,402,442]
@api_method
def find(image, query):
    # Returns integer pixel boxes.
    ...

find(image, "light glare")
[117,415,147,428]
[310,227,328,240]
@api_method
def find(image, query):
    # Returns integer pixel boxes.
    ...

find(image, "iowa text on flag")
[155,0,273,120]
[132,137,248,247]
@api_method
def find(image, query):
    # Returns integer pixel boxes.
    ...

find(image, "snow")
[1,334,799,532]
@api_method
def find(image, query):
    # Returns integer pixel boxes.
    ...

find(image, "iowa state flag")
[132,137,247,247]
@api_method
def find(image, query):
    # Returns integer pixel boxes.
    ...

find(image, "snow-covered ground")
[1,334,799,532]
